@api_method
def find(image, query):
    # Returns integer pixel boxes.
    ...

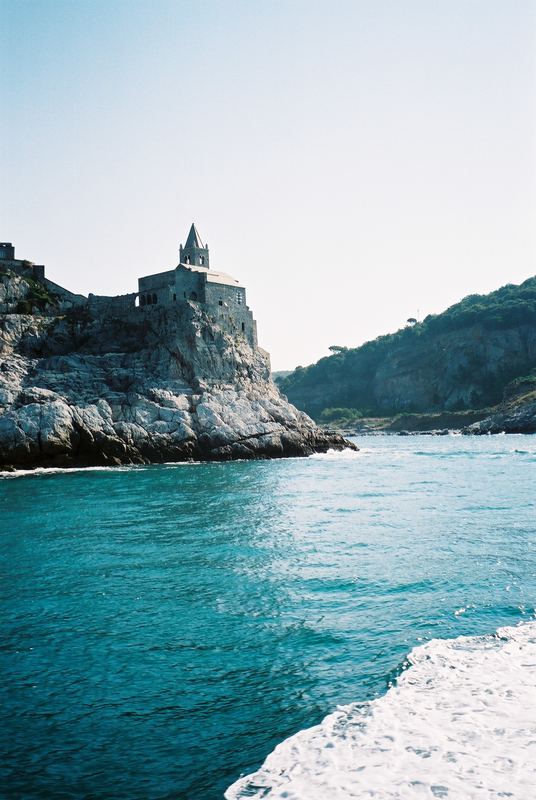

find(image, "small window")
[218,299,223,306]
[190,291,198,301]
[140,295,146,307]
[237,292,243,305]
[152,293,157,304]
[173,293,176,301]
[241,322,245,332]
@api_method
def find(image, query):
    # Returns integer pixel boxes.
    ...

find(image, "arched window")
[190,291,198,301]
[152,293,157,304]
[199,256,205,265]
[185,256,191,264]
[140,295,146,307]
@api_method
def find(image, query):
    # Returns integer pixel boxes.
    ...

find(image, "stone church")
[0,224,258,348]
[137,224,257,346]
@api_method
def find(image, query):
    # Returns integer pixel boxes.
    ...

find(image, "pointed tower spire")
[179,223,210,267]
[184,223,204,249]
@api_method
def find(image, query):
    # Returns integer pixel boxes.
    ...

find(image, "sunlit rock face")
[0,271,353,469]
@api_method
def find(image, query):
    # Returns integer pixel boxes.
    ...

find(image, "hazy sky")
[2,0,535,370]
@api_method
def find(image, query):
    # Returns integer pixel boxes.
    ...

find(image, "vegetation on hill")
[16,276,58,313]
[0,267,58,313]
[277,277,536,419]
[502,370,536,406]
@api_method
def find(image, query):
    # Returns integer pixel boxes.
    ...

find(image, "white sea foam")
[226,621,536,799]
[0,461,206,479]
[0,464,154,479]
[309,447,367,461]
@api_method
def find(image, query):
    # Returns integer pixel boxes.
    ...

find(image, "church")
[0,224,259,348]
[137,223,257,347]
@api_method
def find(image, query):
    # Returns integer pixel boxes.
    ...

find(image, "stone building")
[138,224,258,347]
[1,225,259,348]
[0,242,45,281]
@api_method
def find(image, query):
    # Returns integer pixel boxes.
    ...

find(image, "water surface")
[1,435,535,798]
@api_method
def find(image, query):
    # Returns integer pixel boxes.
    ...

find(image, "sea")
[1,434,535,799]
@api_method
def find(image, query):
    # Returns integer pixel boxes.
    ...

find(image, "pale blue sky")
[2,0,535,369]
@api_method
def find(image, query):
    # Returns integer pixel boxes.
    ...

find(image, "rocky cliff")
[463,373,536,434]
[278,278,536,419]
[0,270,352,469]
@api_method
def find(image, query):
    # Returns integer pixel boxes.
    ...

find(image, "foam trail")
[309,447,365,461]
[0,461,204,479]
[0,464,150,479]
[226,622,536,799]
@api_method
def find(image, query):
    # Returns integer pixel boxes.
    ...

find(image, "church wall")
[174,269,205,303]
[138,269,176,306]
[204,282,257,347]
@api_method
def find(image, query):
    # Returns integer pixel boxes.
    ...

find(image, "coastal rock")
[463,373,536,434]
[463,397,536,434]
[0,272,353,468]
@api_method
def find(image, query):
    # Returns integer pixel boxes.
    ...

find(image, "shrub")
[320,407,363,422]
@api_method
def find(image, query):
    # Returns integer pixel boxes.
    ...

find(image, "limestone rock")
[0,272,353,469]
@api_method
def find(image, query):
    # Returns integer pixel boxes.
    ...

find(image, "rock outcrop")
[463,375,536,434]
[0,270,353,469]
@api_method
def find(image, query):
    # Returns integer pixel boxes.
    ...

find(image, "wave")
[0,461,203,480]
[309,447,369,460]
[225,621,536,799]
[0,465,139,479]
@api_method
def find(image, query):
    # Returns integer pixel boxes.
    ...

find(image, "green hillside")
[277,277,536,420]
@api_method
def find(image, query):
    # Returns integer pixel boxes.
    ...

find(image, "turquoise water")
[1,435,535,799]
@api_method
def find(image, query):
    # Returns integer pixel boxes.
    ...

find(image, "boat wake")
[226,621,536,799]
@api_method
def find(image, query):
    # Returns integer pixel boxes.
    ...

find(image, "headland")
[0,227,352,469]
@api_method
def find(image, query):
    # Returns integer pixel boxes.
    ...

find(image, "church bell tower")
[179,223,209,268]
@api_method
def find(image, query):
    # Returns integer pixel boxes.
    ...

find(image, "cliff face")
[0,271,352,468]
[371,323,535,412]
[464,374,536,434]
[278,278,536,418]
